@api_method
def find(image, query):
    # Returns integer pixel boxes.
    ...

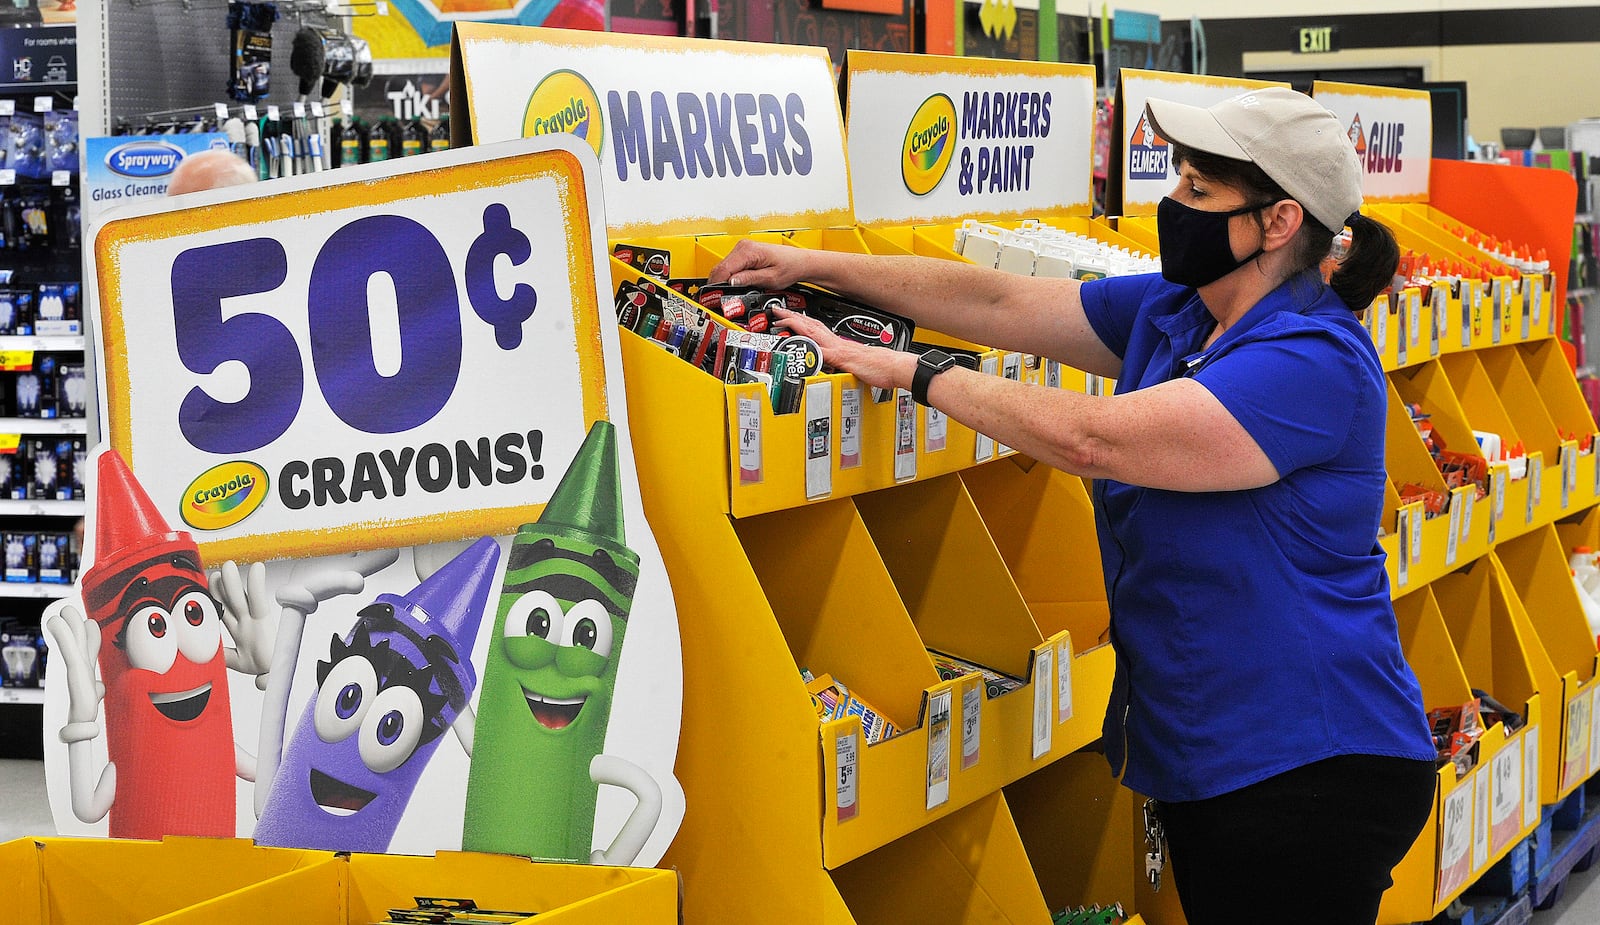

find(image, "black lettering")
[280,460,310,510]
[455,437,494,489]
[758,93,792,175]
[1040,91,1052,137]
[962,92,980,140]
[677,92,713,179]
[494,431,528,484]
[348,452,387,503]
[379,447,414,497]
[417,443,451,493]
[312,457,348,507]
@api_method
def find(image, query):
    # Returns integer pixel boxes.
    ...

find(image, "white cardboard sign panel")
[1312,81,1433,203]
[454,23,853,237]
[844,51,1095,226]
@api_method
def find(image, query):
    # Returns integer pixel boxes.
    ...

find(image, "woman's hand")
[707,240,812,290]
[775,308,915,393]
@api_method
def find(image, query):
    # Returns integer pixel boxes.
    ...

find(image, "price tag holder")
[1462,282,1476,349]
[266,105,280,121]
[1431,284,1445,357]
[925,405,948,453]
[1031,646,1053,760]
[1548,274,1559,335]
[1531,275,1544,328]
[1046,358,1062,389]
[1408,289,1421,347]
[1056,636,1073,723]
[1396,507,1411,588]
[1375,296,1388,349]
[311,102,326,118]
[893,389,917,482]
[1528,452,1544,524]
[975,355,999,461]
[996,353,1022,455]
[1524,726,1541,827]
[738,395,763,485]
[1491,280,1505,345]
[1521,283,1532,340]
[0,100,16,117]
[341,99,354,120]
[839,386,862,469]
[804,380,832,500]
[1473,764,1491,870]
[1409,499,1424,563]
[1396,295,1409,366]
[0,434,20,455]
[0,170,17,186]
[33,96,51,113]
[926,687,952,810]
[1562,442,1577,510]
[213,102,229,121]
[960,677,981,771]
[244,105,259,121]
[1488,463,1508,545]
[0,350,33,371]
[293,101,307,119]
[1446,488,1464,566]
[835,726,859,823]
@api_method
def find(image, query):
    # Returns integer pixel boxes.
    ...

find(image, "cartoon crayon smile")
[522,688,586,729]
[309,768,377,816]
[148,682,212,722]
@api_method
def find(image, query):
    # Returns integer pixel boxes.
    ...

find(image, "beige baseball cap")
[1144,86,1362,234]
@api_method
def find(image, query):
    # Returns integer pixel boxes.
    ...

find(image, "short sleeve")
[1192,324,1369,475]
[1079,274,1163,361]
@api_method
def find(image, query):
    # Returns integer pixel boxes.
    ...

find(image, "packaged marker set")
[801,669,900,745]
[929,649,1026,699]
[0,621,47,687]
[372,897,537,924]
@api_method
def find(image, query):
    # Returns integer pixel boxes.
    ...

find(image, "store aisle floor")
[3,754,1600,921]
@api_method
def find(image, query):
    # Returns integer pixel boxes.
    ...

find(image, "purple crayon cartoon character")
[253,536,500,853]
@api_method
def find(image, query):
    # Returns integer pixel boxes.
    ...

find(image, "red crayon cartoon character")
[47,450,272,838]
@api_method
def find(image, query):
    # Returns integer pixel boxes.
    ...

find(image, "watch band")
[913,351,955,406]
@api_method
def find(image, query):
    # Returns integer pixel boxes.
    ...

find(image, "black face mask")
[1157,196,1276,288]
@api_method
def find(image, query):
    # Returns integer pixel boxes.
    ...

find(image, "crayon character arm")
[588,754,663,867]
[45,603,116,823]
[213,560,276,691]
[451,702,475,757]
[236,744,256,781]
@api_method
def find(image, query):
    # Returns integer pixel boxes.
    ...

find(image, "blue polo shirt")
[1079,270,1435,803]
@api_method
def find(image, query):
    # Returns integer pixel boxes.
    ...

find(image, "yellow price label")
[0,350,33,371]
[0,434,19,454]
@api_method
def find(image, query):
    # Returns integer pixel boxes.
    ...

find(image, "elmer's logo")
[902,94,957,196]
[1347,114,1367,155]
[106,140,185,178]
[181,461,269,531]
[523,69,604,157]
[1127,112,1169,181]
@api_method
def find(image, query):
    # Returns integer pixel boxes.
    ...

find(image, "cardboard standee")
[45,136,686,868]
[1310,82,1433,204]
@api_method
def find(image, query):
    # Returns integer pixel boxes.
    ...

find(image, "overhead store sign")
[1314,81,1432,202]
[843,50,1095,226]
[1115,69,1285,216]
[451,24,854,237]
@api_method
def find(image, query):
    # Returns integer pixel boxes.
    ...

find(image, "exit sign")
[1297,26,1337,53]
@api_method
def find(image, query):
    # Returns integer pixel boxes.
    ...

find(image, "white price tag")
[894,389,917,482]
[926,688,952,810]
[975,355,999,461]
[961,678,981,771]
[1562,444,1576,510]
[377,0,389,13]
[244,105,259,121]
[1056,639,1073,723]
[293,101,307,119]
[1438,779,1473,897]
[804,381,832,500]
[1409,290,1422,346]
[0,100,17,116]
[1396,300,1408,365]
[1396,508,1410,587]
[0,169,17,186]
[341,99,354,120]
[839,387,862,468]
[1376,298,1388,348]
[32,96,51,113]
[1491,280,1504,344]
[312,102,326,118]
[835,730,858,823]
[1565,689,1593,791]
[1045,359,1062,390]
[1532,276,1544,327]
[1410,503,1424,561]
[1473,765,1490,869]
[925,405,948,453]
[266,105,281,121]
[1031,647,1053,760]
[213,102,229,121]
[1462,284,1475,348]
[1446,490,1463,566]
[1460,486,1474,550]
[996,353,1022,455]
[737,395,762,484]
[1525,725,1541,827]
[1491,739,1522,853]
[1432,285,1446,357]
[1528,454,1544,523]
[1522,283,1532,340]
[1589,691,1600,779]
[50,170,69,187]
[1549,275,1559,335]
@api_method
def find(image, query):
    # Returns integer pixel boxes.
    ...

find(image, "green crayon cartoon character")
[463,420,662,864]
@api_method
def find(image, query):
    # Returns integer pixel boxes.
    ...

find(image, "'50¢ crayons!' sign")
[89,136,616,563]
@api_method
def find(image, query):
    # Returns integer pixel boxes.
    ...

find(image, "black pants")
[1159,754,1436,925]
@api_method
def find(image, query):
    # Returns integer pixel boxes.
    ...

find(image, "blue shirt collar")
[1152,269,1330,373]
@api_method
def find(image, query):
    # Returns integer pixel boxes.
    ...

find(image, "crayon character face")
[297,603,456,820]
[101,553,227,727]
[494,536,628,740]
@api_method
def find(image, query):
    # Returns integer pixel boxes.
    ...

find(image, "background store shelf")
[0,688,44,705]
[0,419,86,434]
[0,500,83,516]
[0,336,84,352]
[0,583,72,599]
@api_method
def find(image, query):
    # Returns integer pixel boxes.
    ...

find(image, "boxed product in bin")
[3,531,36,582]
[0,623,43,686]
[0,285,30,335]
[37,532,72,583]
[0,447,27,500]
[57,361,85,417]
[4,113,44,180]
[35,282,81,336]
[43,109,77,176]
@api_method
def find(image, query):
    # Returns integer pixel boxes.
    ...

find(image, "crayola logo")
[523,69,604,157]
[181,461,269,531]
[902,94,957,196]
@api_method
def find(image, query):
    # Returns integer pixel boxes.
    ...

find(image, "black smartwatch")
[912,349,958,406]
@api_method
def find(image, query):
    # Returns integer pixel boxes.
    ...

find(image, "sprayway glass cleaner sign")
[83,134,232,225]
[1313,81,1432,202]
[453,24,853,237]
[844,51,1095,226]
[1117,69,1286,217]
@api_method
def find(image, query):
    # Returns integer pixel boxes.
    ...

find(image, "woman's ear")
[1264,199,1305,251]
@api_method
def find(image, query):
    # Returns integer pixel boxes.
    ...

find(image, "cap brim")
[1144,98,1249,162]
